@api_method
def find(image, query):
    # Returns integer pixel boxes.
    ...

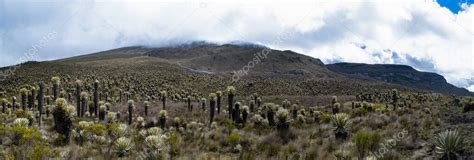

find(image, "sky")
[0,0,473,91]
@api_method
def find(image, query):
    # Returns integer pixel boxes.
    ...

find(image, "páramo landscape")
[1,0,473,160]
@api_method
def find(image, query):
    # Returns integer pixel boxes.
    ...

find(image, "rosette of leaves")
[330,113,351,140]
[296,114,306,125]
[73,121,92,145]
[282,99,291,109]
[147,127,163,136]
[143,135,166,159]
[110,123,129,140]
[276,108,290,133]
[19,88,28,110]
[113,137,133,157]
[251,114,264,126]
[264,103,276,126]
[99,105,107,121]
[161,91,167,110]
[227,86,236,119]
[136,116,145,129]
[434,130,465,160]
[9,118,40,145]
[144,101,150,116]
[1,98,8,113]
[332,103,340,114]
[127,100,134,125]
[107,112,117,123]
[12,118,29,127]
[52,98,75,144]
[158,110,168,129]
[80,91,89,117]
[51,76,61,100]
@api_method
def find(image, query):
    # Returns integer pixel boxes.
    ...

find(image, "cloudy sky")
[1,0,473,91]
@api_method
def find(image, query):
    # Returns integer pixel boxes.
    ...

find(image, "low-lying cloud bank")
[1,0,472,91]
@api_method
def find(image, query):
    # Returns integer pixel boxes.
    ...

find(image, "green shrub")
[113,137,132,157]
[227,130,240,145]
[330,113,351,140]
[434,130,465,160]
[352,130,382,160]
[321,113,331,123]
[351,107,368,117]
[265,143,281,157]
[9,125,41,145]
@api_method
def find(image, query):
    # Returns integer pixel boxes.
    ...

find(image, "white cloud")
[1,0,473,91]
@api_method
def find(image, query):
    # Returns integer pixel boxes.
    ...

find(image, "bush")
[52,98,74,145]
[9,125,41,145]
[227,130,240,146]
[321,113,332,123]
[352,130,382,160]
[434,130,465,160]
[351,107,368,117]
[330,113,351,140]
[113,137,132,157]
[463,101,474,112]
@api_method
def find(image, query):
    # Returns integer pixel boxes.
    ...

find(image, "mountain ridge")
[1,44,472,96]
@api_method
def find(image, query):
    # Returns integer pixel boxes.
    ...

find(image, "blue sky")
[437,0,473,13]
[0,0,473,91]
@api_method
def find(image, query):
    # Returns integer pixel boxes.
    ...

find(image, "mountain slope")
[327,63,472,96]
[1,44,471,96]
[144,44,335,78]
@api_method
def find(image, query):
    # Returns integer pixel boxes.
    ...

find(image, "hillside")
[327,63,472,96]
[1,44,471,96]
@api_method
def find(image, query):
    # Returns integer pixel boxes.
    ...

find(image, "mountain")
[1,43,471,96]
[327,63,472,96]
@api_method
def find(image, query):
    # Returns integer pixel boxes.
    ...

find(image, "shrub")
[51,77,61,101]
[463,101,474,112]
[12,118,29,127]
[109,123,128,139]
[265,103,276,126]
[434,130,465,160]
[296,114,305,125]
[209,93,217,123]
[334,150,351,160]
[351,107,368,117]
[159,110,168,129]
[276,108,290,132]
[99,105,107,121]
[147,127,163,136]
[144,101,150,116]
[352,130,382,160]
[241,105,249,124]
[227,129,240,146]
[144,135,165,159]
[161,91,167,110]
[145,135,164,150]
[8,119,41,145]
[52,98,74,145]
[330,113,351,140]
[216,91,222,114]
[113,137,132,157]
[107,112,117,123]
[227,86,236,119]
[127,100,134,125]
[321,113,332,123]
